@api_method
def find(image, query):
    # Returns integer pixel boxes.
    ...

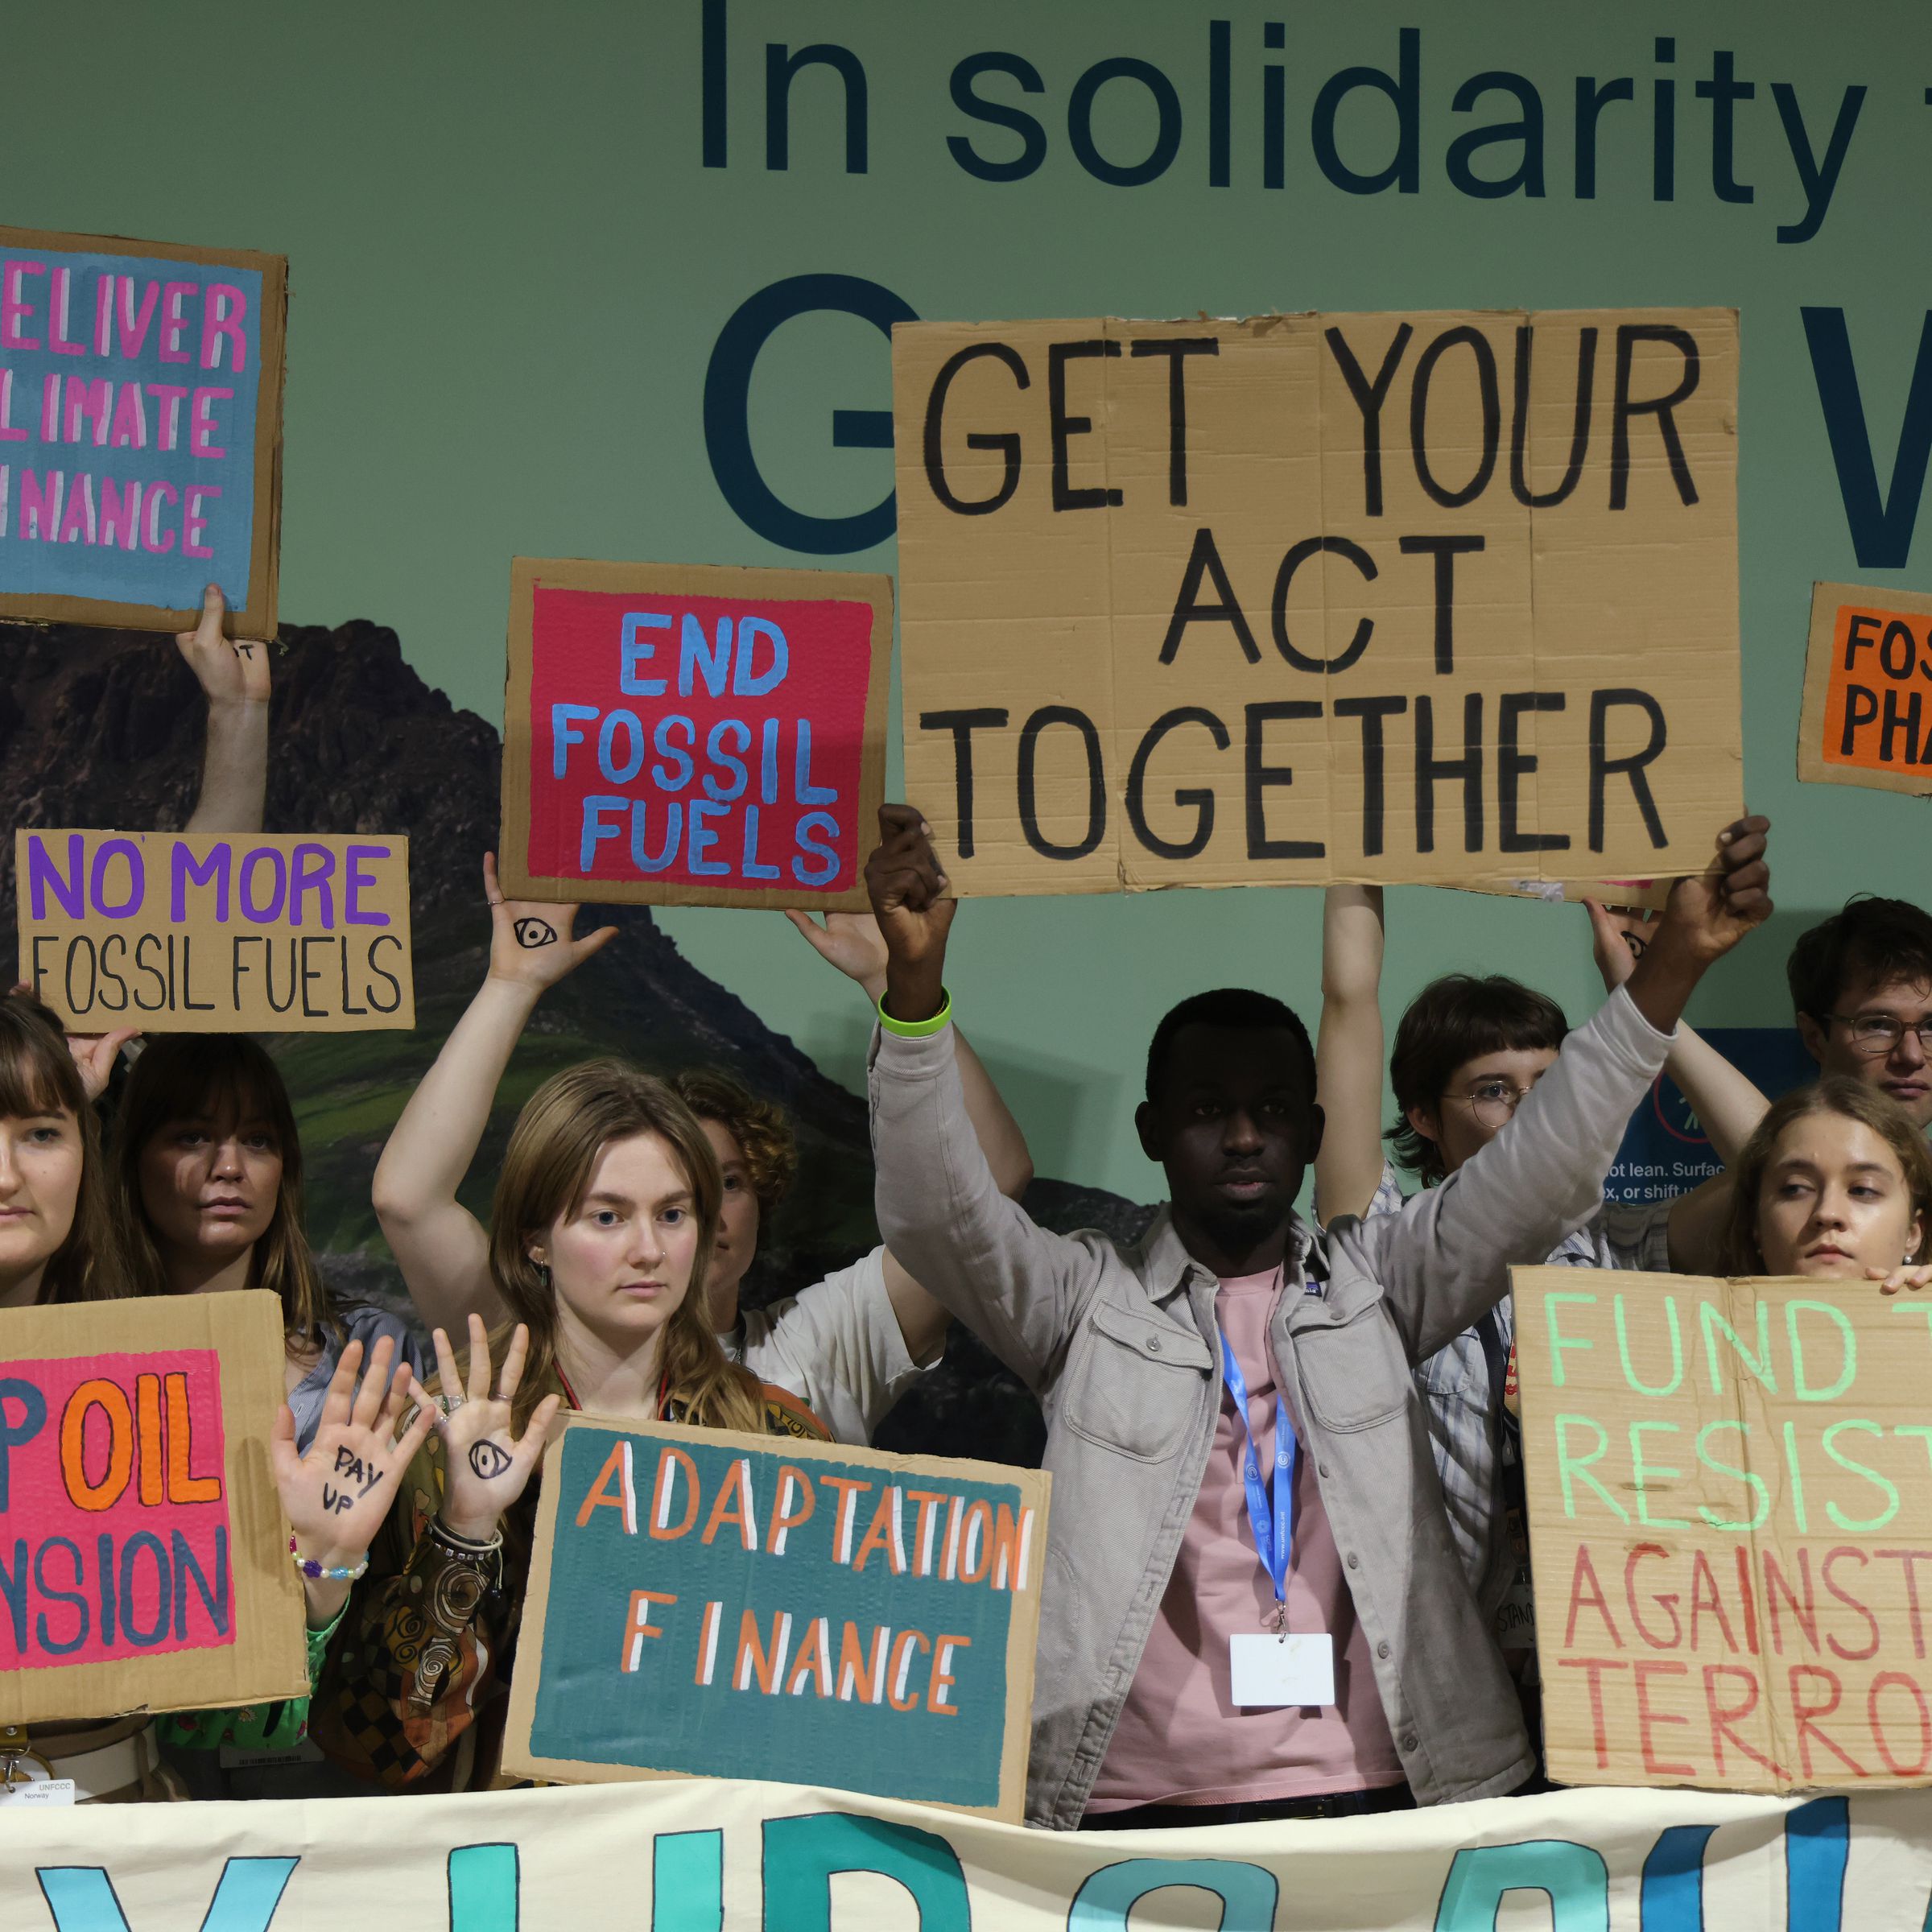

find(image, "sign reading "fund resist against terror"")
[500,559,892,910]
[1516,1265,1932,1794]
[892,308,1743,894]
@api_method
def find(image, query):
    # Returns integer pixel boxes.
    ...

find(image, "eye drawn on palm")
[429,1315,562,1541]
[481,852,617,993]
[273,1335,433,1561]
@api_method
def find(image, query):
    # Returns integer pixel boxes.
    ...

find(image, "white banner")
[5,1777,1931,1931]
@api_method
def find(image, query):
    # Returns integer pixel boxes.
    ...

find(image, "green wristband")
[878,988,953,1038]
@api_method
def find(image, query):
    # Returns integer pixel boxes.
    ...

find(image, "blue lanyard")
[1218,1330,1294,1616]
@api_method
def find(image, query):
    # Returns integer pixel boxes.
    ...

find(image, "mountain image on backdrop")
[0,616,1158,1465]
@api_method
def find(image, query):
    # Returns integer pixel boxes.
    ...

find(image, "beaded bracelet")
[289,1535,369,1583]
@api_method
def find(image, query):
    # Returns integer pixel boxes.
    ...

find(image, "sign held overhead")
[1798,581,1932,797]
[17,830,413,1031]
[500,559,892,910]
[893,309,1742,894]
[0,225,286,636]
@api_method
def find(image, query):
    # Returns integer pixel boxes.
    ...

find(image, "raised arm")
[786,906,1035,1364]
[1584,898,1769,1164]
[1314,884,1388,1224]
[370,857,615,1331]
[176,584,271,835]
[1364,819,1773,1361]
[866,806,1096,1387]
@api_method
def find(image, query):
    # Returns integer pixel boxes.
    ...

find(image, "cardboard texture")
[0,225,285,637]
[1515,1264,1932,1792]
[502,1414,1050,1819]
[1798,581,1932,797]
[892,310,1742,894]
[500,558,893,910]
[0,1290,308,1725]
[16,829,412,1032]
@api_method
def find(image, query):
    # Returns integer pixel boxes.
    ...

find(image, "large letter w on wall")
[1803,308,1932,568]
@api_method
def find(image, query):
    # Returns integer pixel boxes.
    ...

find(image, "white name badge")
[1230,1632,1335,1707]
[0,1777,76,1807]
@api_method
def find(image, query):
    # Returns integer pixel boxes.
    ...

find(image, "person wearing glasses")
[1312,881,1772,1769]
[1787,898,1932,1132]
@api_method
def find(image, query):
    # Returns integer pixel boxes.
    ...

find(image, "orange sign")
[1798,583,1932,796]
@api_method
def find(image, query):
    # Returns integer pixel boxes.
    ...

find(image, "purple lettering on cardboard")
[171,840,232,923]
[26,832,85,920]
[89,838,145,918]
[344,844,392,927]
[290,843,337,931]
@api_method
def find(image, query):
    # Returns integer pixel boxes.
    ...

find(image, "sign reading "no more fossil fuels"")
[893,308,1742,895]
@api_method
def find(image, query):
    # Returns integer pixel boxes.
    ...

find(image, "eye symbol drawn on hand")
[1623,931,1648,960]
[469,1439,514,1480]
[513,918,558,949]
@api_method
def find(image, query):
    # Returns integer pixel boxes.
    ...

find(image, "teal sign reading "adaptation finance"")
[522,1420,1045,1809]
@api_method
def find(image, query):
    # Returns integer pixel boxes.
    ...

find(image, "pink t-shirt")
[1086,1269,1406,1810]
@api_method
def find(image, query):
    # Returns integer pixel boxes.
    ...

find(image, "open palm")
[274,1334,433,1564]
[481,852,618,993]
[429,1315,562,1541]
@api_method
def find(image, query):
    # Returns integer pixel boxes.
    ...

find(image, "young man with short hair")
[864,804,1771,1829]
[1788,896,1932,1131]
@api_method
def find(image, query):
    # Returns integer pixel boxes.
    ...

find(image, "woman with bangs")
[111,1032,420,1452]
[0,989,122,1311]
[312,1055,825,1790]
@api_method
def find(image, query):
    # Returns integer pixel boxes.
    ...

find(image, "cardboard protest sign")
[499,559,891,910]
[0,225,285,635]
[16,829,412,1031]
[1515,1265,1932,1792]
[892,309,1741,894]
[502,1414,1050,1818]
[0,1290,308,1725]
[1798,582,1932,797]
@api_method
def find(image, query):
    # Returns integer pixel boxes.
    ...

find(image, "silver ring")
[436,1393,465,1418]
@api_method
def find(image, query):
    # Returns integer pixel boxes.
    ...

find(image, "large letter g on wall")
[704,274,917,554]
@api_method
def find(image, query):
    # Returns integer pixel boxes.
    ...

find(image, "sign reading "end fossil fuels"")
[892,308,1742,894]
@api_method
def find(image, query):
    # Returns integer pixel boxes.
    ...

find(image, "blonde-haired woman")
[314,1054,823,1789]
[1719,1076,1932,1285]
[372,857,1032,1444]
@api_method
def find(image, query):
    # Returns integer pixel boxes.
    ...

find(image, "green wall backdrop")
[15,0,1932,1199]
